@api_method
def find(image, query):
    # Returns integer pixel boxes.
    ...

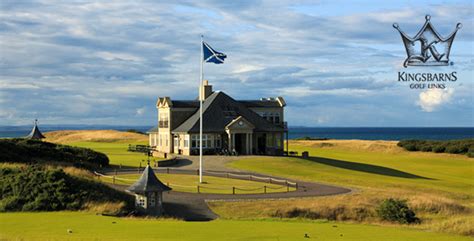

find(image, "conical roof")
[25,120,46,139]
[127,165,171,194]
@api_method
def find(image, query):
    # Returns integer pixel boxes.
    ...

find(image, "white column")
[246,133,251,155]
[250,133,253,155]
[232,134,235,152]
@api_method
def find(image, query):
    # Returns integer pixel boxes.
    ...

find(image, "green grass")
[70,141,162,168]
[0,212,469,241]
[100,173,294,194]
[230,144,473,199]
[223,141,474,236]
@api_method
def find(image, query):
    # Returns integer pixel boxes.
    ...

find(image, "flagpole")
[199,35,204,183]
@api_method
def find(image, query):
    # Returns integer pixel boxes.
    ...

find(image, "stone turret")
[126,164,171,216]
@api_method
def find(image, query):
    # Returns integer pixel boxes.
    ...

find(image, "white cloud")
[135,106,146,116]
[417,88,454,112]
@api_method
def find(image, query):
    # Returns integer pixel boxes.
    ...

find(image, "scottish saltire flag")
[203,42,227,64]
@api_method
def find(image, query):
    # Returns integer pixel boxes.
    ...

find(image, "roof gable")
[226,116,255,130]
[172,91,283,133]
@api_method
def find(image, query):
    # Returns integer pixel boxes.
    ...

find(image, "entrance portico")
[226,116,254,155]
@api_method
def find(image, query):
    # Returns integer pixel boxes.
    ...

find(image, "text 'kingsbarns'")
[398,72,457,82]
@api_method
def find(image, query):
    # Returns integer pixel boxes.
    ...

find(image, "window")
[165,135,168,146]
[274,113,280,123]
[184,135,189,148]
[275,133,281,148]
[159,113,169,128]
[266,133,274,147]
[191,135,211,148]
[137,197,145,207]
[174,136,179,148]
[191,135,197,148]
[215,135,221,148]
[148,196,155,207]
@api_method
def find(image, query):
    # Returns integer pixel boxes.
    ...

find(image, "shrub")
[0,166,133,213]
[398,139,473,157]
[0,139,109,169]
[377,198,419,224]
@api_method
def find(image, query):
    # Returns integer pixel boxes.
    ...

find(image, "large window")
[159,113,169,128]
[191,134,212,148]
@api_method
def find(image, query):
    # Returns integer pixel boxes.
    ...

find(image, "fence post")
[167,168,170,174]
[114,169,117,176]
[113,175,115,184]
[296,183,298,190]
[119,163,122,169]
[232,187,235,195]
[197,169,199,176]
[249,175,252,181]
[287,184,289,192]
[269,178,272,184]
[264,186,267,194]
[226,173,229,178]
[197,185,200,194]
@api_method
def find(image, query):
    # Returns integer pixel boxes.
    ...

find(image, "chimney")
[199,80,213,100]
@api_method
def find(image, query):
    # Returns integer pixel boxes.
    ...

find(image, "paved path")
[104,168,351,221]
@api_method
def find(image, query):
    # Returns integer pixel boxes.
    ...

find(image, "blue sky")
[0,0,472,127]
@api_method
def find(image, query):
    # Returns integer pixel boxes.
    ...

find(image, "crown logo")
[393,15,462,68]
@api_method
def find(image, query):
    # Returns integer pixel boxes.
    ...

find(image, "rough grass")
[220,140,474,236]
[44,130,148,143]
[0,212,470,241]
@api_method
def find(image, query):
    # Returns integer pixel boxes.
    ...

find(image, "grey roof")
[25,121,45,139]
[147,126,158,133]
[172,91,284,133]
[239,100,281,108]
[171,100,200,108]
[127,165,171,194]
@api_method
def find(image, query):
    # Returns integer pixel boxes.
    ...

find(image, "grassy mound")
[0,139,109,169]
[398,139,474,157]
[0,166,133,214]
[45,130,148,143]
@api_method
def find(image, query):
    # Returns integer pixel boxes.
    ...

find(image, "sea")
[1,125,473,141]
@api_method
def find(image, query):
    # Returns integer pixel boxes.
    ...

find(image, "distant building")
[25,119,46,140]
[148,81,288,156]
[126,164,171,216]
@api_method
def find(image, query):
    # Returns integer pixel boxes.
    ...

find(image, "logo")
[393,15,462,68]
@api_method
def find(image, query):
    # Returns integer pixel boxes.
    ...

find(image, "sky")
[0,0,473,127]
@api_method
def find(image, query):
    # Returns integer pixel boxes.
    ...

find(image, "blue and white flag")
[203,42,227,64]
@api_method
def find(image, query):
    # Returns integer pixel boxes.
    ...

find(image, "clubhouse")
[148,81,288,156]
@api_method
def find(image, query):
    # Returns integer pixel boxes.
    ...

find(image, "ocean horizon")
[1,125,473,141]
